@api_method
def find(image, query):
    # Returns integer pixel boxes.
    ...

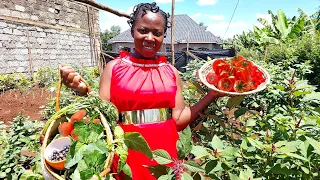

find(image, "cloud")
[191,13,224,21]
[155,0,184,3]
[99,6,134,32]
[206,21,251,39]
[197,0,217,6]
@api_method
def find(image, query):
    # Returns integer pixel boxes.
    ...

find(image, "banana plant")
[256,9,305,42]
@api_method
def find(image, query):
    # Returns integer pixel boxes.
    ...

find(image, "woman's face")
[132,11,165,59]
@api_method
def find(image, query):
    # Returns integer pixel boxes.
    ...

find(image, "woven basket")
[198,58,271,96]
[41,75,114,180]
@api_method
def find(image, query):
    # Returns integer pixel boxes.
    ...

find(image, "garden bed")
[0,87,54,125]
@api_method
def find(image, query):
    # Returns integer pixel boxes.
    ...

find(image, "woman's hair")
[127,2,170,34]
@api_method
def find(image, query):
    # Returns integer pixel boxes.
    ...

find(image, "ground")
[0,86,54,125]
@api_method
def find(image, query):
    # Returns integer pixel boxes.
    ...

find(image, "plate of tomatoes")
[198,55,270,96]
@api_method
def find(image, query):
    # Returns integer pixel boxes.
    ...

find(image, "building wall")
[0,0,101,74]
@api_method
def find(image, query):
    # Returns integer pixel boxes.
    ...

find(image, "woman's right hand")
[59,64,88,95]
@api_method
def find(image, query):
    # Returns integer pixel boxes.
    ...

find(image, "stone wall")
[0,0,101,74]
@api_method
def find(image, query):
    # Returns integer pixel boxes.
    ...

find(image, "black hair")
[127,2,170,35]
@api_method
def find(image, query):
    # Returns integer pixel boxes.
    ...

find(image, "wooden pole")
[26,29,33,78]
[74,0,130,18]
[171,0,175,65]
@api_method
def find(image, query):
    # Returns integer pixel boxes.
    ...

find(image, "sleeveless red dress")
[110,52,179,180]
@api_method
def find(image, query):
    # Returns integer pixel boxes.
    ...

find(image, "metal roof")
[108,14,223,44]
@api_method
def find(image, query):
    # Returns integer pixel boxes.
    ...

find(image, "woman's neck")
[131,51,157,60]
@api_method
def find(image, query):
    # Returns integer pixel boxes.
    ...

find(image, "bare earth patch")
[0,86,55,125]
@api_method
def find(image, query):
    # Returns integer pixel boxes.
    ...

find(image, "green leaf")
[240,139,248,150]
[269,164,291,175]
[273,85,285,91]
[177,126,192,159]
[229,173,241,180]
[301,166,310,174]
[305,137,320,155]
[302,92,320,102]
[285,152,309,162]
[0,172,5,178]
[124,132,152,159]
[148,165,169,179]
[114,126,124,139]
[191,146,209,159]
[115,144,128,173]
[293,91,311,97]
[65,144,87,169]
[239,168,254,180]
[234,107,248,119]
[153,149,173,165]
[122,163,132,178]
[184,161,204,172]
[181,172,193,180]
[211,135,224,151]
[227,95,245,109]
[158,174,175,180]
[80,169,94,180]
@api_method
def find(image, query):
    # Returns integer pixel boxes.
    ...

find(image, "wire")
[223,0,240,39]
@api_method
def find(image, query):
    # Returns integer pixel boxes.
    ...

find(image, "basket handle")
[56,68,92,112]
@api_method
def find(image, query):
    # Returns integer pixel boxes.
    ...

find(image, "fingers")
[69,75,81,88]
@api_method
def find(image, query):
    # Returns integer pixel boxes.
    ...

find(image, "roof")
[108,14,223,44]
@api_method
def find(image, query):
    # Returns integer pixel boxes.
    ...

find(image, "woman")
[60,2,224,179]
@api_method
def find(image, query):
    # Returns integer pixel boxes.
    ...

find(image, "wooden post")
[74,0,130,18]
[171,0,175,65]
[26,29,33,78]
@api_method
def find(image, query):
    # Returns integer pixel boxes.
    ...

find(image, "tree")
[100,25,121,51]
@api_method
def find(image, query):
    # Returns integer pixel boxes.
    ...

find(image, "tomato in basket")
[212,59,230,75]
[206,72,219,86]
[234,80,249,93]
[206,56,266,93]
[217,78,233,92]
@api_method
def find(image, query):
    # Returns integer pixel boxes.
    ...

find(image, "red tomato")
[58,122,74,136]
[212,59,230,75]
[218,70,230,79]
[71,129,78,141]
[234,80,249,93]
[228,75,237,84]
[217,78,233,92]
[234,68,249,82]
[206,72,219,86]
[235,60,253,70]
[231,55,246,66]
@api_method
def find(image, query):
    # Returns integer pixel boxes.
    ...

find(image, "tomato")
[231,55,246,66]
[234,80,249,93]
[58,122,74,136]
[71,129,79,141]
[234,68,249,82]
[212,59,230,75]
[218,70,230,79]
[70,109,86,124]
[228,75,237,84]
[217,78,233,92]
[206,72,219,86]
[93,119,101,124]
[235,60,253,70]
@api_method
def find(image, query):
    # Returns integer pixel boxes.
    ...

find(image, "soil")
[0,86,55,125]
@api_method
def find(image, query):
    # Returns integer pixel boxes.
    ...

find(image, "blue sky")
[97,0,320,39]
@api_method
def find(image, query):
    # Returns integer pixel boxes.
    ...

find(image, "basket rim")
[198,58,271,96]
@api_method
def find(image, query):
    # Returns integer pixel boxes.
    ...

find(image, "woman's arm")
[99,60,119,101]
[171,66,224,131]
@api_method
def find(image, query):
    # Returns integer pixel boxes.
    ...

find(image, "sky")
[96,0,320,40]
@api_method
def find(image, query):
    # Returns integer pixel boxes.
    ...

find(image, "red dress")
[110,52,179,179]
